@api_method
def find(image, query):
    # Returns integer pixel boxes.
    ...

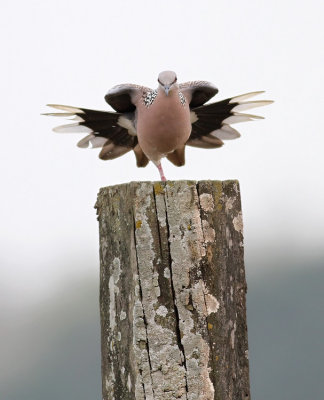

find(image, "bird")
[44,71,273,181]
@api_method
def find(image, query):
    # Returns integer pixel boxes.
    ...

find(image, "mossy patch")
[154,182,164,195]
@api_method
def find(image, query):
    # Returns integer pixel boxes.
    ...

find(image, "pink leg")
[157,163,167,181]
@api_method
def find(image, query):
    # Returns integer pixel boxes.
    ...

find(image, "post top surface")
[98,179,239,191]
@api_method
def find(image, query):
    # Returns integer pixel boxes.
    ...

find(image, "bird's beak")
[164,85,170,96]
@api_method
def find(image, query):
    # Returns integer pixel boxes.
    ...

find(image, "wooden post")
[95,180,250,400]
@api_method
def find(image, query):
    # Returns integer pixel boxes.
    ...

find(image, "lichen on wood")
[95,180,250,400]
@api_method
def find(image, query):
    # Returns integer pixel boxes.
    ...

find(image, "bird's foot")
[157,163,167,181]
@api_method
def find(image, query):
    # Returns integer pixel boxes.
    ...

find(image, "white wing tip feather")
[53,123,92,133]
[77,134,95,148]
[42,112,75,117]
[229,91,265,103]
[210,125,241,140]
[232,100,274,112]
[46,104,84,114]
[223,112,264,125]
[228,92,273,123]
[77,134,108,149]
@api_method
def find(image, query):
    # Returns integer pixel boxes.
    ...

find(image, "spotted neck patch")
[143,89,158,107]
[178,91,186,106]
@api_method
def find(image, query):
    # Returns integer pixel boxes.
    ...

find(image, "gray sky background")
[1,0,323,398]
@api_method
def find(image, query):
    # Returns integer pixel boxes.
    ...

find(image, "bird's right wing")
[104,83,152,112]
[44,104,140,160]
[187,92,273,149]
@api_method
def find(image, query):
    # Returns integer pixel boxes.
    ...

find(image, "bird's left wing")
[186,92,273,149]
[44,104,139,160]
[179,81,219,108]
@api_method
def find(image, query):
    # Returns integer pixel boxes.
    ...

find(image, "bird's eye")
[158,79,162,85]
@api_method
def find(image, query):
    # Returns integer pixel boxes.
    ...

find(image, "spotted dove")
[45,71,272,181]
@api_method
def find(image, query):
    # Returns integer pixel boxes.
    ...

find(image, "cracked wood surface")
[95,181,250,400]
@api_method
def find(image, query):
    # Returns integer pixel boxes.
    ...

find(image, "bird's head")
[158,71,178,96]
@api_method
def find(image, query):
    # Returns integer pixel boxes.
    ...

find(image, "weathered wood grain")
[95,180,250,400]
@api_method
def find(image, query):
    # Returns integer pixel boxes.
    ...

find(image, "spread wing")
[45,84,153,165]
[179,81,218,108]
[44,104,143,161]
[187,91,273,149]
